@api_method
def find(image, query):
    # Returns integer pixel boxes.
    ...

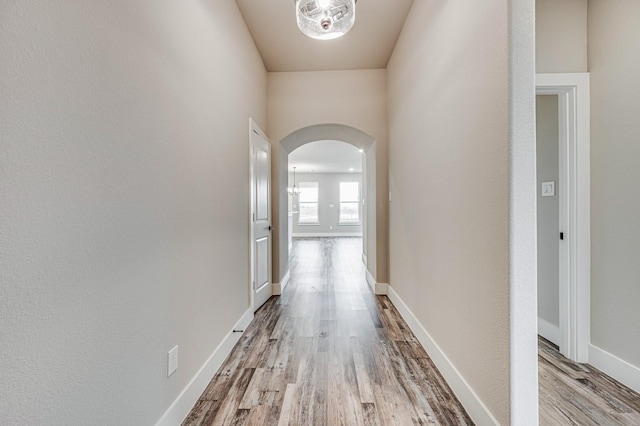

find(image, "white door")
[250,119,272,311]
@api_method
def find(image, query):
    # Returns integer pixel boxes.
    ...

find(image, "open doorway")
[536,94,561,347]
[535,73,591,362]
[275,124,384,296]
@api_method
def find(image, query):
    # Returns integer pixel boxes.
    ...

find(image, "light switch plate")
[542,181,555,197]
[168,345,178,377]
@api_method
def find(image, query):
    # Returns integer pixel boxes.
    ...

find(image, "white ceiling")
[236,0,415,72]
[289,140,362,173]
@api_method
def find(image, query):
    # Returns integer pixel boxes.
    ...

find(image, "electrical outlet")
[168,345,178,377]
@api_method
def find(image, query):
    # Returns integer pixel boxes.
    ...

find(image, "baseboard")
[272,269,290,296]
[155,308,254,426]
[366,269,376,293]
[292,232,363,238]
[537,317,561,347]
[387,287,500,426]
[365,269,388,295]
[589,344,640,394]
[375,282,388,295]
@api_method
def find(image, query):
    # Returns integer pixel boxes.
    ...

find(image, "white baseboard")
[365,270,376,294]
[365,269,388,295]
[375,282,388,295]
[365,269,389,295]
[155,308,254,426]
[366,270,376,293]
[537,317,561,347]
[589,344,640,394]
[387,287,500,426]
[272,270,290,296]
[292,232,363,238]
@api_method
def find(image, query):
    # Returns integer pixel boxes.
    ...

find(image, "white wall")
[589,0,640,368]
[268,70,387,282]
[291,173,363,236]
[536,95,560,330]
[536,0,588,73]
[388,1,516,423]
[0,1,266,424]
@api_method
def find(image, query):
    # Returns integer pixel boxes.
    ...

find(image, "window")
[298,182,319,224]
[339,182,360,224]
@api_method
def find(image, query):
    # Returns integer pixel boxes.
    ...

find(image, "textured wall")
[387,0,513,423]
[0,1,266,424]
[589,0,640,368]
[536,0,588,73]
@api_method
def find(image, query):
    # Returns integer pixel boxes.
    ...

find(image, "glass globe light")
[295,0,356,40]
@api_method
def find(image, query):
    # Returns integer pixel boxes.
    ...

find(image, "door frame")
[276,124,380,293]
[536,73,591,362]
[249,118,272,311]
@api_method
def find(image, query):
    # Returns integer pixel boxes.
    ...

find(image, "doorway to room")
[275,124,383,296]
[536,94,561,347]
[535,73,591,362]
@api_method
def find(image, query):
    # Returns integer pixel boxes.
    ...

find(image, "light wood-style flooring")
[539,337,640,425]
[184,237,640,425]
[183,237,473,425]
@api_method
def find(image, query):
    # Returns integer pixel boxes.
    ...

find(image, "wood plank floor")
[184,237,474,425]
[183,237,640,425]
[539,337,640,425]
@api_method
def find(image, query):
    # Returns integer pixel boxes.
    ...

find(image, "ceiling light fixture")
[288,166,301,196]
[295,0,356,40]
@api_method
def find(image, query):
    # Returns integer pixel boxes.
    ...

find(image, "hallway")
[184,237,640,425]
[183,238,473,425]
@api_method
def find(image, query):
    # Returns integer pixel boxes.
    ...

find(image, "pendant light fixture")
[288,167,301,196]
[295,0,356,40]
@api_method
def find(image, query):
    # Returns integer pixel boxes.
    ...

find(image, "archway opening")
[274,124,380,295]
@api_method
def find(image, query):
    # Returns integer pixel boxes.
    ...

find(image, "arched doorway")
[273,124,383,295]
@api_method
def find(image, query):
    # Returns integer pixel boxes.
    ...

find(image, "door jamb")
[536,73,591,363]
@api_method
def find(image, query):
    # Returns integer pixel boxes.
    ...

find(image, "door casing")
[536,73,591,363]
